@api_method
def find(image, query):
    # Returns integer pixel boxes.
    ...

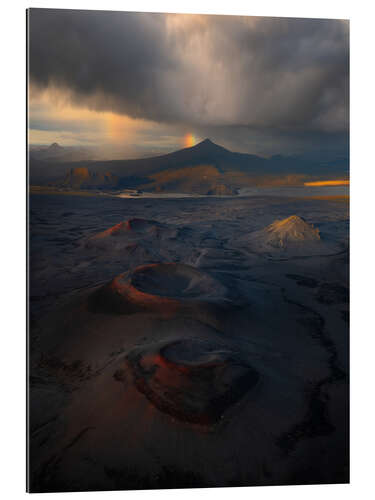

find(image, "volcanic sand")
[29,195,349,491]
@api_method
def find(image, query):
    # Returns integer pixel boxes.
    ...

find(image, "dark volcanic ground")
[28,192,349,492]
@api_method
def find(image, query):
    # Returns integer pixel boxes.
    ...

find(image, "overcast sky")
[28,9,349,158]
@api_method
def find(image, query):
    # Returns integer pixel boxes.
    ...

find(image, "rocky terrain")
[236,215,343,258]
[28,191,349,491]
[29,139,349,192]
[58,167,119,189]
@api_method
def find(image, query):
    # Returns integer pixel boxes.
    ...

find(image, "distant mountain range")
[29,139,349,194]
[29,143,95,163]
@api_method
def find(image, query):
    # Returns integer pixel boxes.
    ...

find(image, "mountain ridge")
[30,138,349,191]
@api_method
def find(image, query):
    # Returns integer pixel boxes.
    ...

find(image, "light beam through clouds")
[28,9,349,159]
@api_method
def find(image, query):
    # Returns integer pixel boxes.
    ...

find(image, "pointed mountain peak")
[191,138,230,153]
[49,142,63,150]
[197,138,217,147]
[266,216,321,242]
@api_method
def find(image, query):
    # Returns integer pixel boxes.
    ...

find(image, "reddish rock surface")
[125,338,259,425]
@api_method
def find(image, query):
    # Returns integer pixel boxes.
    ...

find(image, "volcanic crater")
[85,218,168,251]
[125,338,259,425]
[90,263,229,315]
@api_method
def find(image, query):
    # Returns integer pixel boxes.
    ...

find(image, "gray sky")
[28,9,349,158]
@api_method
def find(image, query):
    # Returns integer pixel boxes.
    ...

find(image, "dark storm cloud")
[29,10,177,121]
[29,9,349,148]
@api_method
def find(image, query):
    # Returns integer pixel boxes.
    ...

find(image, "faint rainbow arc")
[184,133,195,148]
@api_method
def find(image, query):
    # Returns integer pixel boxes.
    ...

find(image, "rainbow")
[184,133,195,148]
